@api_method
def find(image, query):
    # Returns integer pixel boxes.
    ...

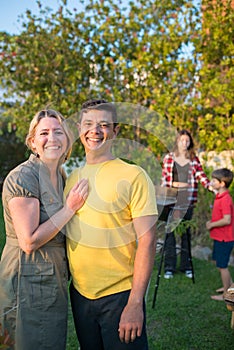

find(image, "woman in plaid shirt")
[161,129,212,279]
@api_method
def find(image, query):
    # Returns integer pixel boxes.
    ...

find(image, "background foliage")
[0,0,233,154]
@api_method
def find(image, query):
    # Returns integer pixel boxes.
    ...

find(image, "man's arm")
[118,214,157,344]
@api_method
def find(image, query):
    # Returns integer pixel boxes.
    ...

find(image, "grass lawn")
[146,258,234,350]
[0,199,233,349]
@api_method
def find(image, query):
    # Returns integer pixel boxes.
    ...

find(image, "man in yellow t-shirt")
[65,99,158,349]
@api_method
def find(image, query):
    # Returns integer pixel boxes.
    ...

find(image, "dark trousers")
[164,206,193,273]
[69,283,148,350]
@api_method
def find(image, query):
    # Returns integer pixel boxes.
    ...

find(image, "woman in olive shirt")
[0,109,88,350]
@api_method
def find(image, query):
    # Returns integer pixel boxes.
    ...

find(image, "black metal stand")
[152,220,171,309]
[152,205,195,309]
[187,227,195,284]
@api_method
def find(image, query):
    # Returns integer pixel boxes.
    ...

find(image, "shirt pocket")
[19,262,58,309]
[40,190,62,221]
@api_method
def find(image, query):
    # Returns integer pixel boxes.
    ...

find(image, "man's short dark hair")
[212,168,233,188]
[80,99,118,125]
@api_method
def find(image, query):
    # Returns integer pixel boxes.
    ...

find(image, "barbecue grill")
[152,186,195,309]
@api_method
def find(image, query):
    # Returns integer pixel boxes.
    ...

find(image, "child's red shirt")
[210,190,234,242]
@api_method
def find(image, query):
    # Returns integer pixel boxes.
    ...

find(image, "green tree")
[0,109,26,190]
[0,3,90,137]
[191,0,234,151]
[0,0,233,161]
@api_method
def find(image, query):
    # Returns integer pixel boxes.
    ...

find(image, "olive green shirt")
[0,154,68,350]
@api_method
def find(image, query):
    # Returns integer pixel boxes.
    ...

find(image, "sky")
[0,0,87,34]
[0,0,200,35]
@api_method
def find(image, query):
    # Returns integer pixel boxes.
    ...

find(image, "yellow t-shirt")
[64,158,157,299]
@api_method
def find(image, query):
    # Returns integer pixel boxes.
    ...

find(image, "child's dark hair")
[212,168,233,188]
[80,99,118,126]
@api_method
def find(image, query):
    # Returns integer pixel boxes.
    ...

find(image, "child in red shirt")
[206,168,234,301]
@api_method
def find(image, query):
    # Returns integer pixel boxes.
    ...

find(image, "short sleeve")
[3,166,40,203]
[222,195,233,216]
[129,169,158,218]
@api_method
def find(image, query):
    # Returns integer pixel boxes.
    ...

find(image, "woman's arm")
[161,153,173,187]
[193,156,211,189]
[8,179,88,254]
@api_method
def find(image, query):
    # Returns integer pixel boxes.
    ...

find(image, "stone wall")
[198,150,234,171]
[192,245,234,267]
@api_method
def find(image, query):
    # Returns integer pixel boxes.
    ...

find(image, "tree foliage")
[0,111,27,190]
[193,0,234,150]
[0,0,233,165]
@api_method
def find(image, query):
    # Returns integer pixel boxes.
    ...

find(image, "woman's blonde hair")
[25,109,74,162]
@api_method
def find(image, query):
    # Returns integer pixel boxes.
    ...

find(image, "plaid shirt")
[161,153,210,204]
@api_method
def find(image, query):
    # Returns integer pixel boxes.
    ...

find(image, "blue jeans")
[69,283,148,350]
